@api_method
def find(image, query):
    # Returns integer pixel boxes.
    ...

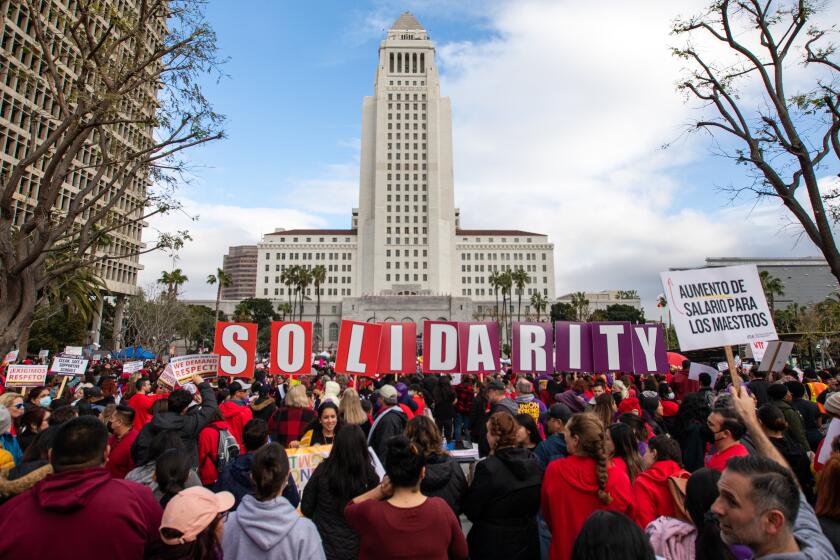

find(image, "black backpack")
[210,425,240,472]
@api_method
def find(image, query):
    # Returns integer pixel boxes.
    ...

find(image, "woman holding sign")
[298,402,341,447]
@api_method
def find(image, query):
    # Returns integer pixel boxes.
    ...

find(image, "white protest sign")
[38,349,49,359]
[168,354,219,384]
[660,265,777,351]
[64,346,83,356]
[122,361,144,374]
[157,365,177,388]
[4,365,48,388]
[50,356,89,376]
[757,341,795,373]
[3,350,18,364]
[689,362,721,388]
[746,339,773,362]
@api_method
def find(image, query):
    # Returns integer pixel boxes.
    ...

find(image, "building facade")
[221,245,258,300]
[555,291,643,312]
[251,13,555,349]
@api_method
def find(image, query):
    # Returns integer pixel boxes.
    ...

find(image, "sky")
[138,0,840,317]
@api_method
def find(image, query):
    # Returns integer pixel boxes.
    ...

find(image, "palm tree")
[158,268,188,298]
[530,292,548,321]
[277,302,293,321]
[512,268,530,321]
[759,270,785,315]
[280,266,298,318]
[570,292,590,322]
[311,265,327,350]
[297,267,312,321]
[206,268,231,323]
[499,270,513,344]
[489,270,501,323]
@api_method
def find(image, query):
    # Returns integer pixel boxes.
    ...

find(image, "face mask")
[666,392,675,400]
[39,396,52,408]
[700,424,716,444]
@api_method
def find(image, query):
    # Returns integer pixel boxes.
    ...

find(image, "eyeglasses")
[14,403,24,409]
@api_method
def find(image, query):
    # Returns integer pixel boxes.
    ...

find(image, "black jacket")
[421,453,467,515]
[213,451,299,510]
[463,447,541,560]
[368,407,407,462]
[477,398,518,457]
[300,461,379,560]
[130,381,218,468]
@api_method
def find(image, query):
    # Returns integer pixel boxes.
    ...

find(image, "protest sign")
[631,324,668,374]
[214,322,258,377]
[689,362,721,388]
[422,321,460,374]
[38,349,49,359]
[660,265,777,351]
[269,322,312,376]
[157,365,177,388]
[554,322,594,372]
[378,322,417,374]
[50,356,89,376]
[745,339,771,362]
[3,350,19,364]
[4,365,48,388]
[512,323,554,374]
[591,322,634,373]
[64,346,83,356]
[286,444,332,493]
[757,341,795,373]
[122,361,144,374]
[457,322,501,374]
[168,354,220,384]
[335,321,381,375]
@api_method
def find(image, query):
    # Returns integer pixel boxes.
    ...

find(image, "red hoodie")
[542,455,633,560]
[631,460,689,528]
[0,466,162,559]
[106,428,140,479]
[125,392,167,431]
[198,419,233,486]
[219,400,253,449]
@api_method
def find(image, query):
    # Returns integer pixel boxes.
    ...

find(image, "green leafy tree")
[158,269,189,298]
[570,292,590,322]
[311,265,327,350]
[759,270,785,314]
[280,266,298,318]
[530,293,548,321]
[550,302,577,322]
[178,304,217,353]
[604,304,646,323]
[297,267,313,321]
[588,309,609,322]
[511,268,530,322]
[233,298,279,354]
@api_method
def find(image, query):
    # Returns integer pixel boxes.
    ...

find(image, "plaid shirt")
[455,383,475,414]
[269,406,317,446]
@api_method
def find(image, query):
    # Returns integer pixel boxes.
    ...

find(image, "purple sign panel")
[512,322,554,374]
[457,322,501,374]
[591,321,634,373]
[554,322,593,372]
[630,323,668,374]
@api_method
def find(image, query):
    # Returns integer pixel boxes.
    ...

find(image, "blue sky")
[140,0,839,313]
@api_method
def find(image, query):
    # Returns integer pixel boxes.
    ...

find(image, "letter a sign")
[214,322,258,377]
[269,322,312,376]
[335,320,382,376]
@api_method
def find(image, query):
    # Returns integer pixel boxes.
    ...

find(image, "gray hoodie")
[222,494,325,560]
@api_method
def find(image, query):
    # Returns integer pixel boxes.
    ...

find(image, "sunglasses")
[14,403,24,409]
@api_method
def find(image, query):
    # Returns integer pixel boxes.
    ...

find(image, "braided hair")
[568,413,612,504]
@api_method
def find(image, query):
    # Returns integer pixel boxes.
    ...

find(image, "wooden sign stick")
[55,376,69,399]
[724,345,742,395]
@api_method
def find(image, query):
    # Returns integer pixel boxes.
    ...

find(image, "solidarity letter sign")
[631,324,668,374]
[458,322,500,374]
[214,322,258,377]
[554,322,593,372]
[512,323,554,374]
[335,320,382,376]
[422,321,460,374]
[378,322,417,374]
[270,322,312,376]
[592,321,633,373]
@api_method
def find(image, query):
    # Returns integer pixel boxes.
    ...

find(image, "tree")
[570,292,590,322]
[158,269,189,299]
[588,309,609,322]
[530,292,548,321]
[233,298,278,354]
[604,304,646,323]
[178,304,216,354]
[297,267,312,321]
[673,2,840,283]
[0,1,225,355]
[550,302,577,322]
[280,266,298,319]
[759,270,786,314]
[489,270,501,327]
[511,268,530,322]
[498,270,513,344]
[206,268,231,323]
[311,265,327,350]
[277,302,293,321]
[124,287,188,357]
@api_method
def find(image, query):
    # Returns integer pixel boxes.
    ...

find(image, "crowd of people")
[0,357,839,559]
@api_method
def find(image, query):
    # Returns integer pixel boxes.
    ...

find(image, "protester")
[672,361,699,402]
[338,388,371,436]
[24,386,51,412]
[219,381,254,448]
[815,454,840,554]
[571,510,656,560]
[345,435,468,560]
[515,411,543,451]
[454,375,475,442]
[534,403,572,472]
[132,374,218,468]
[704,406,749,472]
[405,414,467,514]
[0,427,56,504]
[747,369,771,407]
[682,468,739,560]
[0,407,21,466]
[632,435,689,528]
[223,443,325,559]
[0,393,25,431]
[302,425,380,560]
[542,413,633,560]
[106,404,139,479]
[787,380,822,452]
[0,416,163,559]
[367,384,408,462]
[671,392,710,472]
[592,393,616,432]
[126,431,203,500]
[150,486,234,560]
[15,406,49,452]
[607,422,644,483]
[197,409,239,487]
[125,377,166,430]
[757,403,815,502]
[249,383,276,422]
[477,379,519,456]
[463,411,542,559]
[299,401,340,446]
[516,378,547,422]
[156,448,192,508]
[269,384,316,446]
[432,375,457,440]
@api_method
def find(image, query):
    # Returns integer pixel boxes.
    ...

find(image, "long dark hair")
[608,422,643,483]
[307,401,341,440]
[321,424,378,500]
[671,392,710,440]
[156,449,190,508]
[686,468,736,560]
[514,413,543,447]
[570,510,655,560]
[159,516,224,560]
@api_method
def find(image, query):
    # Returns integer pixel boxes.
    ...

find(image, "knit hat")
[825,392,840,417]
[767,383,789,401]
[618,397,641,416]
[379,384,399,406]
[159,487,234,545]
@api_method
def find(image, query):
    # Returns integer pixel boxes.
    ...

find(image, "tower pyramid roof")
[390,12,424,30]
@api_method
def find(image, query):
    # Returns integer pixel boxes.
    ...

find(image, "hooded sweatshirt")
[631,459,688,529]
[223,494,325,560]
[541,455,633,560]
[421,453,468,515]
[218,399,253,449]
[197,419,234,485]
[0,466,162,559]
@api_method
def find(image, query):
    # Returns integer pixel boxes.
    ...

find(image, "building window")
[329,323,339,342]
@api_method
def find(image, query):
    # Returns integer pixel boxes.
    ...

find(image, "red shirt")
[106,429,139,479]
[125,393,167,431]
[631,460,688,528]
[672,372,699,402]
[542,455,633,560]
[345,497,468,560]
[219,400,253,449]
[705,442,749,472]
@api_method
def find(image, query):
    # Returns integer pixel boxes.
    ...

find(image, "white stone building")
[253,13,555,349]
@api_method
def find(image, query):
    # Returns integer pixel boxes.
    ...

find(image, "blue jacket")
[0,434,22,465]
[533,433,567,473]
[214,452,300,510]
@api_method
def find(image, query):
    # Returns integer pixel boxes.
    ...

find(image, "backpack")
[666,470,693,522]
[211,425,240,472]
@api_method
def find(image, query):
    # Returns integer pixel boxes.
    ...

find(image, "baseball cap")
[543,403,573,423]
[83,386,102,398]
[379,384,399,404]
[159,487,234,545]
[487,379,506,392]
[229,381,252,394]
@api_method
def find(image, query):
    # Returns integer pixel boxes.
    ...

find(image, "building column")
[89,297,105,346]
[112,295,126,350]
